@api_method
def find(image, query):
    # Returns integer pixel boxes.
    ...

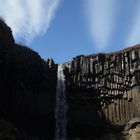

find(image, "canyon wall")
[0,19,57,139]
[64,45,140,138]
[2,17,140,139]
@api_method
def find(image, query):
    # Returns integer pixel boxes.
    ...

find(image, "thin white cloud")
[125,3,140,47]
[84,0,116,50]
[0,0,60,43]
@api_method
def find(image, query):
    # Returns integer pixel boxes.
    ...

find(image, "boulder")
[125,118,140,131]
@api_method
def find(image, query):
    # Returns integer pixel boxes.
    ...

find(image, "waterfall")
[55,64,67,140]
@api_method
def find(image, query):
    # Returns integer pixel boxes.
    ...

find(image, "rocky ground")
[71,118,140,140]
[94,118,140,140]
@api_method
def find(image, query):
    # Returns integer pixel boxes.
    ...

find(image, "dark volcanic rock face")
[64,45,140,139]
[0,19,57,139]
[2,17,140,140]
[0,19,15,46]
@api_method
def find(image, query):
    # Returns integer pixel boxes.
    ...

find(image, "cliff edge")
[64,44,140,139]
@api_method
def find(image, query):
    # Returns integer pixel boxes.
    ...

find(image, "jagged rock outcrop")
[0,19,57,139]
[0,19,14,47]
[64,45,140,139]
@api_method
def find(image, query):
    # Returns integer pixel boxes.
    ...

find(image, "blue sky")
[1,0,140,63]
[30,0,94,63]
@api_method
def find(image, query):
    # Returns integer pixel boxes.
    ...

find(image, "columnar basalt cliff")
[64,45,140,138]
[0,19,57,139]
[2,18,140,140]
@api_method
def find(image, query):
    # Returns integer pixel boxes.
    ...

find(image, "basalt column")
[63,45,140,138]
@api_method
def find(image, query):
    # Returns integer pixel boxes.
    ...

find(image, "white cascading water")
[55,64,67,140]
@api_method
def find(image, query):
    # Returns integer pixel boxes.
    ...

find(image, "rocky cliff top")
[0,18,15,46]
[65,44,140,62]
